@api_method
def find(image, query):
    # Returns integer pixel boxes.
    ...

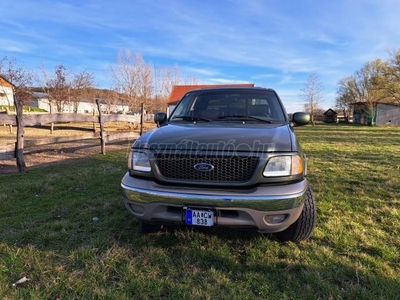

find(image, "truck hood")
[134,123,293,152]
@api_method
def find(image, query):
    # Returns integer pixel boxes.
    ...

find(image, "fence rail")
[0,100,142,172]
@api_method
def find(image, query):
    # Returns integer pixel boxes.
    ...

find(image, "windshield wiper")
[172,115,212,122]
[217,115,273,123]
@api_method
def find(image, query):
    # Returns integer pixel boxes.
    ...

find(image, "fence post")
[5,107,13,133]
[96,99,106,155]
[92,107,97,133]
[14,96,26,172]
[140,103,144,136]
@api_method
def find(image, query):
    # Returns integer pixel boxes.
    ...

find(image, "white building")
[0,75,14,107]
[29,92,130,114]
[0,78,130,115]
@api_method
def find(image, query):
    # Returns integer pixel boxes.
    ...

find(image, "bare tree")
[0,56,33,108]
[137,59,154,110]
[384,49,400,102]
[0,56,33,172]
[70,70,95,113]
[110,50,153,112]
[37,64,71,113]
[335,59,389,124]
[111,51,200,114]
[158,64,182,96]
[300,73,324,125]
[153,64,181,112]
[353,59,387,124]
[183,74,199,85]
[51,65,70,112]
[37,62,55,113]
[37,63,97,113]
[153,64,199,113]
[335,76,359,118]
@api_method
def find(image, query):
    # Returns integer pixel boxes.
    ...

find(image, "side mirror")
[292,112,310,126]
[154,112,167,126]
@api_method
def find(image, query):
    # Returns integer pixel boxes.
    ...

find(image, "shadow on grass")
[1,189,399,299]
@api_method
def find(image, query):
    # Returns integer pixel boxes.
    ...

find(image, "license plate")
[185,209,214,227]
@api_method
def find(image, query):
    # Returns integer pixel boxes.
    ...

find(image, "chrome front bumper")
[121,173,308,232]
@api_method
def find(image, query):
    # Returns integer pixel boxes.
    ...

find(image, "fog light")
[129,204,145,215]
[264,214,287,224]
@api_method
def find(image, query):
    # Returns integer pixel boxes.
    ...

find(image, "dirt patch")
[0,139,134,175]
[0,122,147,175]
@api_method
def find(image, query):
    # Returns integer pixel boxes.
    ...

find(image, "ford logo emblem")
[194,163,214,171]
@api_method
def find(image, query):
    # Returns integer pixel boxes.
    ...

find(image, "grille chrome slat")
[155,154,259,183]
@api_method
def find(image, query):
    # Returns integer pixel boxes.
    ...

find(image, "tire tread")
[276,186,316,242]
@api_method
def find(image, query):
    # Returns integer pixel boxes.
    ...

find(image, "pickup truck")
[121,87,316,242]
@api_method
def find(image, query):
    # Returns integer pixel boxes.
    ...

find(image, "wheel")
[139,220,162,233]
[276,186,316,242]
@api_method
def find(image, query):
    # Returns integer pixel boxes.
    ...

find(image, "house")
[0,78,130,114]
[323,108,338,123]
[25,92,130,114]
[0,75,14,108]
[167,84,255,114]
[25,92,51,111]
[352,102,400,125]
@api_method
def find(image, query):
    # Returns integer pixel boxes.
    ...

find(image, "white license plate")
[185,209,214,227]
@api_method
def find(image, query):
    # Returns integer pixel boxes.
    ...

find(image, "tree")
[0,56,33,107]
[37,64,71,113]
[153,64,182,112]
[37,62,54,113]
[110,50,153,112]
[0,56,33,172]
[157,64,181,96]
[335,59,392,124]
[352,59,387,124]
[384,49,400,102]
[70,70,95,113]
[335,76,359,118]
[51,65,70,112]
[300,73,324,125]
[153,64,199,113]
[37,64,97,113]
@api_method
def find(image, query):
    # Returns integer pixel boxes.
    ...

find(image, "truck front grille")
[155,154,259,183]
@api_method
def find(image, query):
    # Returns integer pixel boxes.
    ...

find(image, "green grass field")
[0,124,399,299]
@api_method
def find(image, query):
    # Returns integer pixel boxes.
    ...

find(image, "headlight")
[131,151,151,172]
[263,155,303,177]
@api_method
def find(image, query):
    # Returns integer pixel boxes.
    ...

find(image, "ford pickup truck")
[121,87,316,242]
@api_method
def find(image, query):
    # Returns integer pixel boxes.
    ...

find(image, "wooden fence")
[0,100,142,172]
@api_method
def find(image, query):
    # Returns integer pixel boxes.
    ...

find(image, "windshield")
[169,89,287,123]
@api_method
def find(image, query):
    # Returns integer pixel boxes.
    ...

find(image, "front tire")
[276,186,316,242]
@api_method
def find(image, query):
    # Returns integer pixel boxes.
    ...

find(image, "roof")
[0,75,14,88]
[323,108,338,115]
[33,92,49,98]
[167,84,255,105]
[351,101,400,107]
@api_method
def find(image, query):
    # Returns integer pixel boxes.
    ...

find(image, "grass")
[0,105,47,113]
[0,124,399,299]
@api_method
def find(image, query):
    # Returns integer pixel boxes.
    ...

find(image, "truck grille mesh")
[155,154,259,182]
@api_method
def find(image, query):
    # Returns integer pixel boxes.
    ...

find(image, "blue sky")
[1,0,400,113]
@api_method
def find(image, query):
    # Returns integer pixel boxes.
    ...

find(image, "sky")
[1,0,400,113]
